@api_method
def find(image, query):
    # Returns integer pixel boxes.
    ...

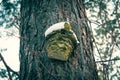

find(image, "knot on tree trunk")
[45,29,77,61]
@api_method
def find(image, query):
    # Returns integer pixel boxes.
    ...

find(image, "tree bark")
[19,0,98,80]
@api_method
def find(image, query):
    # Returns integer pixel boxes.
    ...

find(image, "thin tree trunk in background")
[19,0,98,80]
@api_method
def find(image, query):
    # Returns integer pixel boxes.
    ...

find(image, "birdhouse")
[45,22,79,61]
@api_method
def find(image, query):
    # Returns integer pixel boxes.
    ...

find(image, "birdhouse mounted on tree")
[45,22,79,61]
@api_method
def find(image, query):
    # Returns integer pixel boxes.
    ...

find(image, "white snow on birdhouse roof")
[45,22,66,37]
[44,22,79,44]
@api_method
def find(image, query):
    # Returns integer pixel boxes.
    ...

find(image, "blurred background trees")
[85,0,120,80]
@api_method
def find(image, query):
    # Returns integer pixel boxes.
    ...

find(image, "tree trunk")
[19,0,98,80]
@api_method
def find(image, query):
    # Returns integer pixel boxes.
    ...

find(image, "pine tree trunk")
[19,0,98,80]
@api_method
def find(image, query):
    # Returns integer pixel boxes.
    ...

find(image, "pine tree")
[19,0,98,80]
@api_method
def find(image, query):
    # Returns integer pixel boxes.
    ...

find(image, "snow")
[45,22,66,37]
[70,30,79,44]
[45,22,79,43]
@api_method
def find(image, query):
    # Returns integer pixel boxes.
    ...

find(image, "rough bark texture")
[20,0,98,80]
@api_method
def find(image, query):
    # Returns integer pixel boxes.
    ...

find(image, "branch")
[0,53,12,80]
[88,20,104,65]
[95,58,120,63]
[0,53,19,80]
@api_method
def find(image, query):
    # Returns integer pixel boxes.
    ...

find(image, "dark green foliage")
[0,68,19,80]
[95,28,106,35]
[0,0,20,28]
[0,69,7,78]
[0,48,7,52]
